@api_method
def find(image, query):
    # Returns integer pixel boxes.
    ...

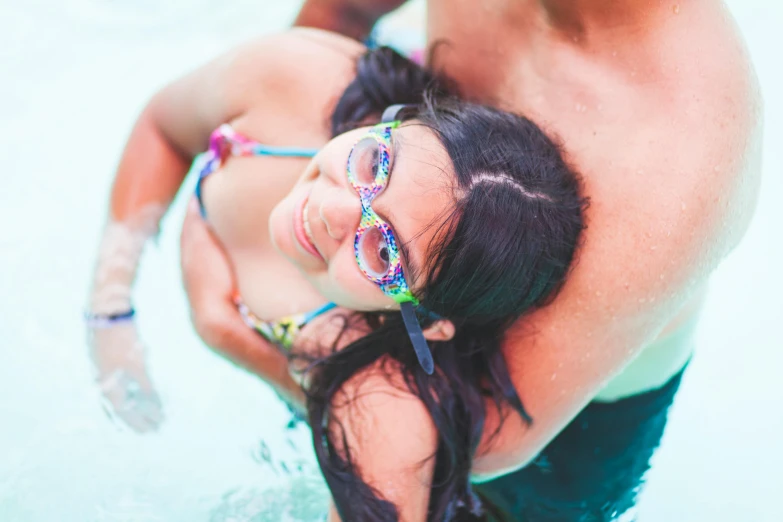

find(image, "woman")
[86,29,585,520]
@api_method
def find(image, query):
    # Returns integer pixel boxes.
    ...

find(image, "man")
[182,0,761,519]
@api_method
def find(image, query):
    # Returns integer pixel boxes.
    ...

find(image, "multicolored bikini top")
[195,125,333,350]
[194,124,320,218]
[234,293,336,350]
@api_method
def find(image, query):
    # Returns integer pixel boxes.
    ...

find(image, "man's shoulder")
[652,13,762,188]
[527,31,763,337]
[631,44,762,261]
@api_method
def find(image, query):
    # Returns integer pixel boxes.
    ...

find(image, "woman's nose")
[319,186,362,241]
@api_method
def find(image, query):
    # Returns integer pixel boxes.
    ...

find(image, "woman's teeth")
[303,202,316,247]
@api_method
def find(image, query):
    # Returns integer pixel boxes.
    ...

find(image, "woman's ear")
[422,319,455,342]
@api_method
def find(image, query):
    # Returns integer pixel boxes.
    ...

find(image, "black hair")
[303,46,587,521]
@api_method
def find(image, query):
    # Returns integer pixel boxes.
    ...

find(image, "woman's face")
[269,122,456,311]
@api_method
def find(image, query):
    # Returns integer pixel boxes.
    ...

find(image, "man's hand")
[294,0,408,42]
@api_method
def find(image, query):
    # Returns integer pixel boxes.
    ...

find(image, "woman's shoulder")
[223,28,365,98]
[240,27,365,66]
[218,29,366,133]
[285,27,368,56]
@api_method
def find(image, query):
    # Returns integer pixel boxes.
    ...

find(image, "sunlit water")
[1,1,780,521]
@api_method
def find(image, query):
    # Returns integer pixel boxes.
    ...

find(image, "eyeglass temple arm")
[381,104,413,124]
[400,301,435,375]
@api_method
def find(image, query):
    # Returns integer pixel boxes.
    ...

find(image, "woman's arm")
[94,26,359,282]
[180,199,306,409]
[88,32,334,427]
[89,34,280,313]
[86,38,255,431]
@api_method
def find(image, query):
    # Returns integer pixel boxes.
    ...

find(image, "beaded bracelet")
[84,309,135,328]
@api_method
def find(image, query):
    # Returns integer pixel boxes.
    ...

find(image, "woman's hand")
[87,321,164,433]
[86,207,167,434]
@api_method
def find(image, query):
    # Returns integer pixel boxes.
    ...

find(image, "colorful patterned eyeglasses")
[348,108,435,376]
[347,121,418,306]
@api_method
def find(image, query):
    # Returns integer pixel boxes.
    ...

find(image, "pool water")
[1,1,781,521]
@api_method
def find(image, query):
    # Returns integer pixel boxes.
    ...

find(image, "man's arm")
[294,0,408,41]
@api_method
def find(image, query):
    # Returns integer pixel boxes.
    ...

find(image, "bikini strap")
[235,293,337,350]
[214,124,318,158]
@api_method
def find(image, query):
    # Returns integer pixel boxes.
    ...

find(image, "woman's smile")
[294,193,324,260]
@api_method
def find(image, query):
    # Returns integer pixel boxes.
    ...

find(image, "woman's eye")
[358,226,392,277]
[370,148,379,178]
[350,138,382,186]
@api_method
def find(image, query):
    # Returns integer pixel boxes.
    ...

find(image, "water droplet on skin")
[681,202,687,211]
[551,373,557,381]
[612,51,618,57]
[650,245,657,250]
[595,290,602,296]
[673,5,680,14]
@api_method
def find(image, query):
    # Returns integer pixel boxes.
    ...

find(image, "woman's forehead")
[378,124,456,282]
[393,124,453,184]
